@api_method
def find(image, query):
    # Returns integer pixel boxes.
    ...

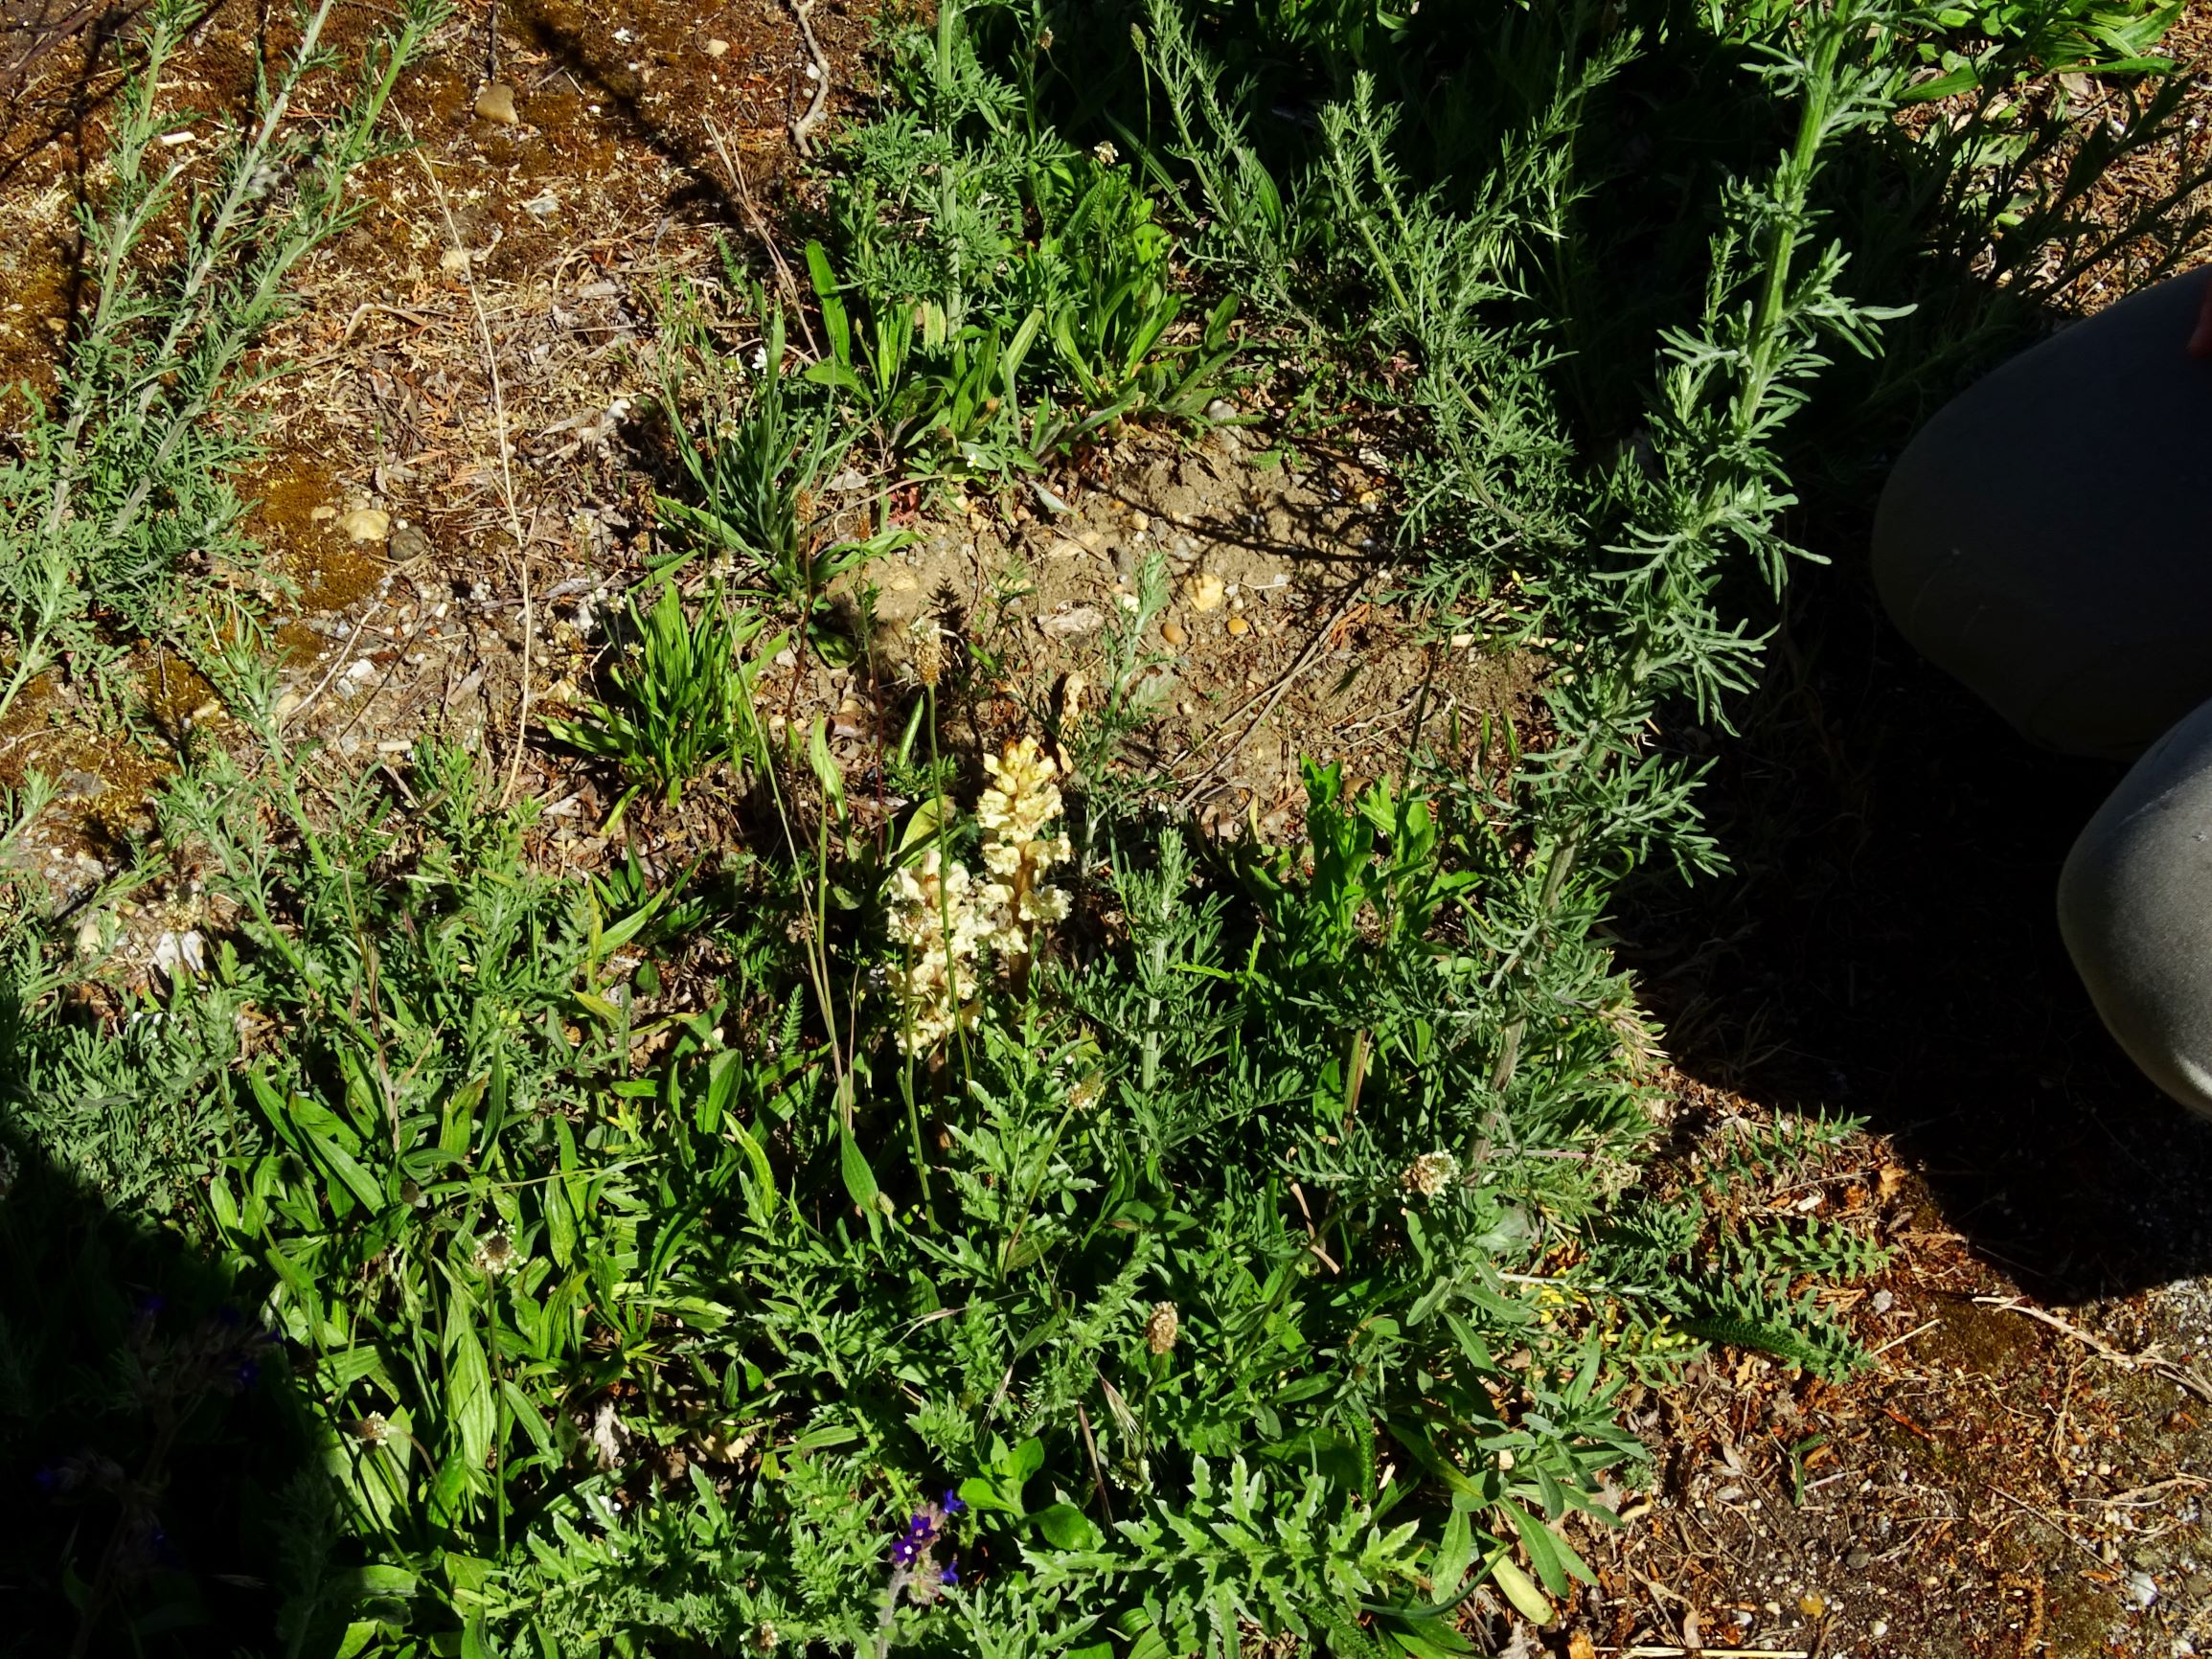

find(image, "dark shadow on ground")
[1619,498,2212,1305]
[0,1118,329,1656]
[1587,0,2212,1306]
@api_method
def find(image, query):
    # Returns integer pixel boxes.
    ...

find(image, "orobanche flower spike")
[883,737,1075,1054]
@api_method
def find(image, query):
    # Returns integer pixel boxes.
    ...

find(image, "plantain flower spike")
[1401,1150,1460,1199]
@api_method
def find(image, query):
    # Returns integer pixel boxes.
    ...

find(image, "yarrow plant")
[884,736,1074,1052]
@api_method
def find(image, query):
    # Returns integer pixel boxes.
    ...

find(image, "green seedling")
[544,582,784,825]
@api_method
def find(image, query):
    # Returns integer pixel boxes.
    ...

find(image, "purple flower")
[234,1360,261,1389]
[940,1560,959,1586]
[942,1489,965,1514]
[905,1512,935,1541]
[890,1537,918,1567]
[32,1463,61,1496]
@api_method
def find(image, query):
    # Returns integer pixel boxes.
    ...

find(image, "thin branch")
[412,143,536,808]
[1171,567,1390,811]
[787,0,832,156]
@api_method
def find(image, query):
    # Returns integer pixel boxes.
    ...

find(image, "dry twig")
[786,0,832,156]
[703,112,819,357]
[1974,1295,2212,1403]
[279,598,382,732]
[410,142,536,809]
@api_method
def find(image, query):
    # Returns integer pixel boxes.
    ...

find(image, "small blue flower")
[940,1560,959,1586]
[31,1463,61,1496]
[942,1489,965,1514]
[905,1511,935,1541]
[234,1360,260,1388]
[890,1537,918,1567]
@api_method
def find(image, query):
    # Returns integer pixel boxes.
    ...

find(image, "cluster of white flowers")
[885,849,992,1055]
[976,737,1073,952]
[1401,1150,1460,1200]
[884,738,1075,1054]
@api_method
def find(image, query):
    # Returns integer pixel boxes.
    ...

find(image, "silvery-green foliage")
[0,0,445,724]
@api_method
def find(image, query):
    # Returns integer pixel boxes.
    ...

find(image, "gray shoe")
[2060,693,2212,1119]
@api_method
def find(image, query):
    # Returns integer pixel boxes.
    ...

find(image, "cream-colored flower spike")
[883,738,1076,1052]
[976,737,1072,957]
[978,737,1064,839]
[884,849,988,1054]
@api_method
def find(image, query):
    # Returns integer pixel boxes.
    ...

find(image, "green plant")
[1898,0,2180,98]
[800,0,1243,480]
[655,304,914,648]
[8,0,2094,1650]
[545,582,785,823]
[0,0,444,727]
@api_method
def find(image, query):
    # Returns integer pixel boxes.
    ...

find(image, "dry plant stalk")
[409,142,536,808]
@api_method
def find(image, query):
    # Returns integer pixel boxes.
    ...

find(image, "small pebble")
[1183,572,1225,612]
[474,81,519,124]
[704,36,729,57]
[1226,615,1250,636]
[1129,511,1150,532]
[1161,622,1187,648]
[338,508,391,543]
[310,504,338,521]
